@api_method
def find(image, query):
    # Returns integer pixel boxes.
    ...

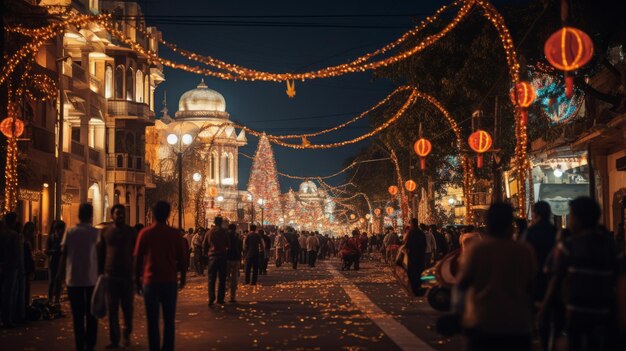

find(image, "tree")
[247,134,282,224]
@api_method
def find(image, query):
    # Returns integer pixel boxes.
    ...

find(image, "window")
[117,154,123,168]
[210,153,216,180]
[105,65,113,99]
[114,65,124,99]
[144,75,150,106]
[135,70,144,102]
[222,153,231,179]
[71,127,80,142]
[125,67,133,101]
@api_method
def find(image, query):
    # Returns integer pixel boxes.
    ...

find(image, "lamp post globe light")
[192,172,202,182]
[448,197,457,224]
[167,132,194,230]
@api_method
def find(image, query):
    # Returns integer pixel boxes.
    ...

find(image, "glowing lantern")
[208,186,218,198]
[388,185,398,196]
[404,180,417,192]
[468,130,493,168]
[386,206,395,216]
[359,218,366,224]
[544,27,594,98]
[413,138,432,170]
[509,81,536,125]
[350,213,356,220]
[374,208,381,216]
[0,117,25,138]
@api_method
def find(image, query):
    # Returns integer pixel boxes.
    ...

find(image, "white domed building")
[146,79,247,228]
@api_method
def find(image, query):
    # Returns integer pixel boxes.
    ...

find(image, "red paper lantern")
[509,81,536,124]
[0,117,25,138]
[386,206,395,216]
[413,138,432,170]
[388,185,398,196]
[544,27,594,98]
[374,208,381,216]
[468,130,493,168]
[208,186,218,198]
[404,180,417,192]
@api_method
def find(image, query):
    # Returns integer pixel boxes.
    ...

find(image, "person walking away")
[421,224,436,268]
[46,220,66,305]
[192,230,204,276]
[431,225,448,260]
[539,197,617,351]
[522,201,557,351]
[404,219,427,296]
[97,205,137,348]
[298,233,308,265]
[307,233,320,268]
[341,230,362,270]
[183,230,193,272]
[203,217,229,306]
[243,225,263,285]
[0,213,20,328]
[259,230,271,275]
[455,203,536,351]
[134,201,186,351]
[225,224,241,303]
[274,231,287,267]
[60,204,99,351]
[289,231,300,270]
[359,232,369,260]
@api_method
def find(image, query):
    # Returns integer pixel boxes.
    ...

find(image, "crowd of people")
[1,195,625,351]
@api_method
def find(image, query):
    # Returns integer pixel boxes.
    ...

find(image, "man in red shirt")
[134,201,186,351]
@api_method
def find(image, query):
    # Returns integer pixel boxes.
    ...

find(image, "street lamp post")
[167,132,193,230]
[448,197,457,225]
[257,198,265,229]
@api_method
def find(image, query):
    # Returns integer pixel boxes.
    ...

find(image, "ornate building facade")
[146,80,247,228]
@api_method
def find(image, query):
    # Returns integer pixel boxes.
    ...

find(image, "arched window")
[114,65,124,99]
[144,75,150,106]
[105,65,113,98]
[135,70,144,102]
[222,152,231,179]
[125,67,133,101]
[228,152,234,181]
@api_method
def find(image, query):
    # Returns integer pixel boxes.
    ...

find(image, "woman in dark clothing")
[45,220,65,304]
[22,222,36,311]
[289,233,301,270]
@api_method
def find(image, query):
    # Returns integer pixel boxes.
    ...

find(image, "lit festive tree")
[247,134,282,224]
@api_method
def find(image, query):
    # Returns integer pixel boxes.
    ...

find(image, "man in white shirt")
[60,203,99,351]
[422,224,437,267]
[306,234,320,267]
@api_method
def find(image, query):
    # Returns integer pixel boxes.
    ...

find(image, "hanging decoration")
[208,186,218,198]
[468,129,493,168]
[530,64,584,125]
[3,100,20,213]
[386,207,395,216]
[388,185,399,196]
[0,116,25,138]
[413,138,433,170]
[509,81,536,124]
[374,208,382,216]
[286,80,296,98]
[404,180,417,192]
[544,27,594,98]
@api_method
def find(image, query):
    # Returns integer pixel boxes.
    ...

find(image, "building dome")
[299,180,318,195]
[175,79,229,119]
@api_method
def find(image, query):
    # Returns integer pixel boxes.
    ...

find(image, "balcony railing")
[70,140,85,158]
[88,147,101,166]
[25,125,55,153]
[107,153,145,171]
[107,100,154,119]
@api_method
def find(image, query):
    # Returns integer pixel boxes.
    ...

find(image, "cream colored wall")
[607,150,626,232]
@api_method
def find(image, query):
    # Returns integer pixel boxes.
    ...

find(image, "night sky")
[136,0,452,192]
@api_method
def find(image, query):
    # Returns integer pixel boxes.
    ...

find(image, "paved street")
[1,258,460,350]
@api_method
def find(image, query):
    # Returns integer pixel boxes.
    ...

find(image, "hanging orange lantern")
[509,81,536,125]
[208,186,218,198]
[404,179,417,192]
[0,117,25,138]
[350,213,356,220]
[386,206,395,216]
[374,208,381,216]
[544,27,594,98]
[388,185,398,196]
[413,138,432,170]
[468,129,493,168]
